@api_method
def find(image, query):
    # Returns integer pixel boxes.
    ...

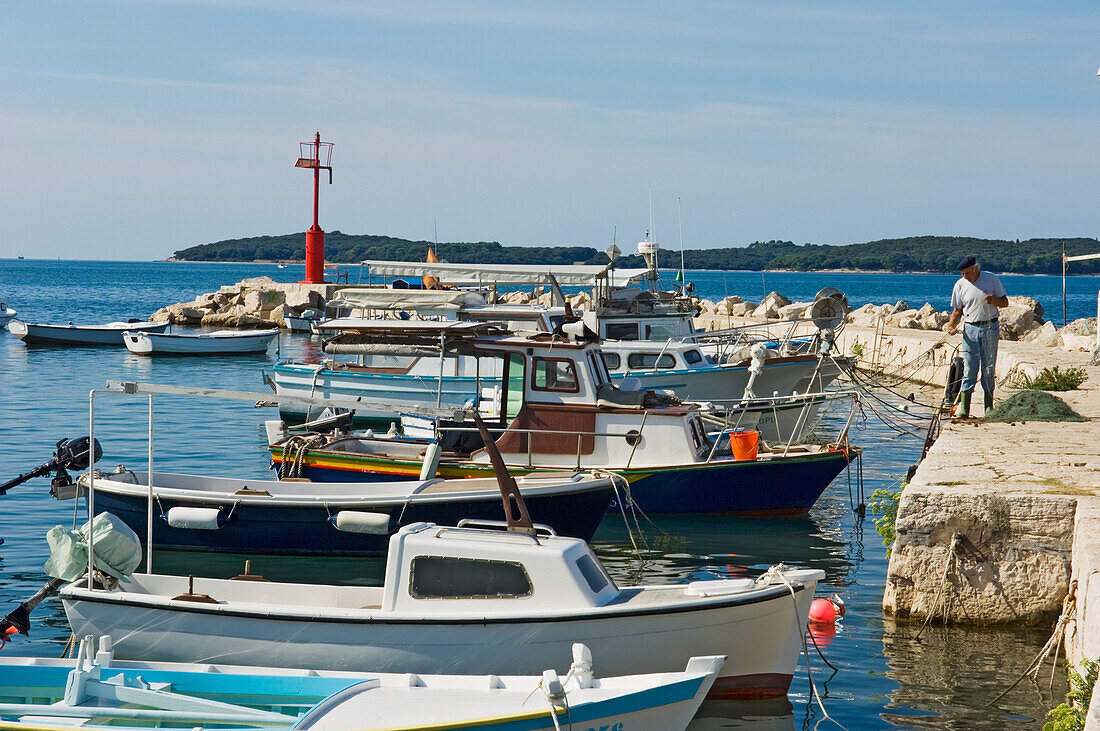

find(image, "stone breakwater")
[881,353,1100,728]
[151,277,339,328]
[694,290,1089,345]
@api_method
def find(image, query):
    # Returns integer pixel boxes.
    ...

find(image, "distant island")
[171,234,1100,275]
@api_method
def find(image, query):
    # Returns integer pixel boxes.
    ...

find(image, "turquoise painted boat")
[0,636,722,731]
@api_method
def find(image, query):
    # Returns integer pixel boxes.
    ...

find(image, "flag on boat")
[423,247,442,289]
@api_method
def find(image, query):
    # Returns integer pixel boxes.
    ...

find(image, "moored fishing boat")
[0,302,15,328]
[0,635,721,731]
[269,323,859,515]
[69,468,615,555]
[123,328,279,355]
[9,319,169,346]
[59,519,818,701]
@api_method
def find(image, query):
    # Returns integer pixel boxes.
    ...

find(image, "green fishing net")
[982,390,1087,423]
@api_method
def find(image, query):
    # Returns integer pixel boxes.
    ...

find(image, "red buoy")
[808,597,837,624]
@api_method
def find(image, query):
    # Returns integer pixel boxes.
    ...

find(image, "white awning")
[362,260,650,287]
[329,288,487,311]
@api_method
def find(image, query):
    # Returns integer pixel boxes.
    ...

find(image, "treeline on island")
[171,234,1100,275]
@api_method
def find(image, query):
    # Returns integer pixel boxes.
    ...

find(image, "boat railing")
[679,317,842,360]
[85,380,482,585]
[418,419,661,470]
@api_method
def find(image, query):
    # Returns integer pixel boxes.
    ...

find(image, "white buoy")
[165,507,223,530]
[419,442,442,480]
[333,511,391,534]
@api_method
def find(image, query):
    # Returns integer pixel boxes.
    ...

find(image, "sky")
[1,1,1098,260]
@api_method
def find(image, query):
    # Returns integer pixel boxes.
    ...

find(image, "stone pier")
[875,349,1100,726]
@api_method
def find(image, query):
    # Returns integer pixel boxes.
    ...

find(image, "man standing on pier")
[945,256,1009,417]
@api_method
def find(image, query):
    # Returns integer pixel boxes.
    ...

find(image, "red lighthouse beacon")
[294,132,334,284]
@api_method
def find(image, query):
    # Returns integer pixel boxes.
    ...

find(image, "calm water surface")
[0,259,1087,728]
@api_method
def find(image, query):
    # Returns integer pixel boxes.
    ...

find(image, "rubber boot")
[984,391,994,414]
[957,391,971,419]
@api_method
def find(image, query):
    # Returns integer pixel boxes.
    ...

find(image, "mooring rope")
[757,565,847,730]
[914,532,960,642]
[986,583,1078,707]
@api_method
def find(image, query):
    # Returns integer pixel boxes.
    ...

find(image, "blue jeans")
[960,321,999,394]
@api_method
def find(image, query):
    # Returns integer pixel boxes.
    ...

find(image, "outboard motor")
[0,437,103,496]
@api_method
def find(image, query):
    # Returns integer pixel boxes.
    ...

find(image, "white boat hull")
[9,320,169,345]
[124,329,278,355]
[0,307,15,329]
[62,569,818,700]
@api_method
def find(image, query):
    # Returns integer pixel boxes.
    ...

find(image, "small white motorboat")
[123,328,279,355]
[0,302,16,329]
[0,635,721,731]
[62,519,821,700]
[9,319,168,346]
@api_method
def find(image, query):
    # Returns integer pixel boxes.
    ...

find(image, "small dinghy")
[0,635,720,731]
[123,328,279,355]
[9,319,168,346]
[0,302,16,329]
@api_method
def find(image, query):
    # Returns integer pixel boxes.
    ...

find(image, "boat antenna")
[470,410,535,534]
[677,196,686,287]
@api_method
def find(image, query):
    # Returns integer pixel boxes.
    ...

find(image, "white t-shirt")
[951,271,1006,324]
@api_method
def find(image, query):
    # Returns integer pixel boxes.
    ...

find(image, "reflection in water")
[147,550,387,585]
[880,617,1066,729]
[593,512,851,587]
[688,698,795,730]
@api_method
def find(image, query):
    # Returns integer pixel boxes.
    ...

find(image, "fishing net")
[982,390,1087,423]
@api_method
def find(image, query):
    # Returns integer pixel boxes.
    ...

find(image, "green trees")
[171,234,1100,275]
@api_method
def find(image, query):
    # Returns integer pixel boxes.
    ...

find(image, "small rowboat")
[0,302,15,329]
[9,319,168,346]
[0,635,721,731]
[123,328,279,355]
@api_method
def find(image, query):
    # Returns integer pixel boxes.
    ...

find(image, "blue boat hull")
[279,449,856,516]
[90,486,613,557]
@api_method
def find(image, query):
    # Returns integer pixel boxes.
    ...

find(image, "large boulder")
[284,285,323,310]
[761,291,791,310]
[999,296,1045,341]
[243,289,286,313]
[1062,317,1096,337]
[778,302,812,320]
[716,296,751,315]
[846,303,880,327]
[238,276,277,289]
[201,311,240,327]
[728,301,757,317]
[1022,321,1060,347]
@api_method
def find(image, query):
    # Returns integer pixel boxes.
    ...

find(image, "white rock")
[1022,321,1060,347]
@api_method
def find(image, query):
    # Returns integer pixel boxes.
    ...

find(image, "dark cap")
[956,256,977,271]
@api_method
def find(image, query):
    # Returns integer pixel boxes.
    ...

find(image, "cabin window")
[604,322,640,341]
[575,553,612,593]
[409,556,532,599]
[531,358,580,393]
[626,352,676,370]
[645,323,681,340]
[504,353,525,420]
[684,349,703,365]
[600,352,621,371]
[586,351,611,387]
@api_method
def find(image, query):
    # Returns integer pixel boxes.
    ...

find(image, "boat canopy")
[330,288,488,311]
[362,261,651,288]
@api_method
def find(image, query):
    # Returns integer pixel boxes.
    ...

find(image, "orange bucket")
[729,430,759,461]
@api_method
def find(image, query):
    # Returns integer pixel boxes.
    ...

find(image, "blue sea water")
[1,259,1089,728]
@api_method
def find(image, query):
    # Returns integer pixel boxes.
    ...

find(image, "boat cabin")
[381,522,622,613]
[315,322,712,468]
